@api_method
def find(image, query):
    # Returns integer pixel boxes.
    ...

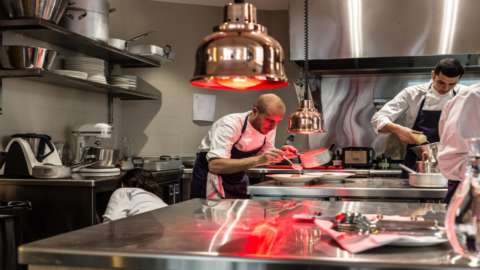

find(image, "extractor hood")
[289,0,480,74]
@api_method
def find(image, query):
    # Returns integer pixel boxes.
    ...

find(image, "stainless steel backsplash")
[305,73,479,159]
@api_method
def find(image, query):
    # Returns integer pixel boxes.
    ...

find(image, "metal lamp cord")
[304,0,310,100]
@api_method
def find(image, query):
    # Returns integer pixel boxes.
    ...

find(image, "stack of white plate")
[52,69,88,80]
[64,56,107,84]
[88,74,108,84]
[110,75,137,90]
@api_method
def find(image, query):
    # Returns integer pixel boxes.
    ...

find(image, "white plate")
[267,174,318,183]
[388,235,448,247]
[52,69,88,80]
[305,172,355,180]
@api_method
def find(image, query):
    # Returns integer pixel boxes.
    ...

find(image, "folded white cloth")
[315,220,402,253]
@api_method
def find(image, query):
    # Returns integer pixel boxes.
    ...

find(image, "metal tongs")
[334,212,441,235]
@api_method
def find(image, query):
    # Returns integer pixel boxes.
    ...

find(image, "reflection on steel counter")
[19,199,467,270]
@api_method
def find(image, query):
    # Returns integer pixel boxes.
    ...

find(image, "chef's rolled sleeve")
[206,122,241,161]
[371,89,411,133]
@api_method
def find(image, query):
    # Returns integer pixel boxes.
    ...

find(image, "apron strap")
[233,114,267,148]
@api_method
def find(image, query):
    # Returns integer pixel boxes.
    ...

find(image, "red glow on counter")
[244,222,279,255]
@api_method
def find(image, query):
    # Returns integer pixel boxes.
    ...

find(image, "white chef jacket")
[438,84,480,181]
[103,188,167,222]
[198,111,277,199]
[198,111,276,161]
[371,82,467,133]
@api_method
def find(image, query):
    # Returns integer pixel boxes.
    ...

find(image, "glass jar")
[445,138,480,265]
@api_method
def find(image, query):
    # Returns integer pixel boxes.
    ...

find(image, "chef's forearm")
[208,156,263,174]
[379,122,402,134]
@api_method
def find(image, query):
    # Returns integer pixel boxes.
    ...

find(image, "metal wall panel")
[290,0,480,60]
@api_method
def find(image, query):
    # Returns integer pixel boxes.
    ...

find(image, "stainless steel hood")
[289,0,480,73]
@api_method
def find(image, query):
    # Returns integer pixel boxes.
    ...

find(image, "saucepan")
[1,0,70,24]
[0,46,57,70]
[399,164,447,188]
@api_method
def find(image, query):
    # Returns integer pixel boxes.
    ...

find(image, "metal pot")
[0,46,57,70]
[69,0,109,13]
[60,0,112,42]
[416,160,438,173]
[1,0,69,24]
[410,142,439,162]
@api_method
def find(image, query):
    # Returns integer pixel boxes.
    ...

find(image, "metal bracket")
[0,32,4,115]
[107,94,114,125]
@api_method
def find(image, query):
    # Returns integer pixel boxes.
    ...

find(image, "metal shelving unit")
[0,19,167,67]
[0,18,170,117]
[0,69,161,100]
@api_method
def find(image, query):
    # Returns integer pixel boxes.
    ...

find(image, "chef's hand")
[257,148,285,165]
[281,145,298,158]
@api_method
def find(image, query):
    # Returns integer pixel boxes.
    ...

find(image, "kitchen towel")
[315,220,402,253]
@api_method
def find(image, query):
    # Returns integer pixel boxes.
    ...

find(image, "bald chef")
[191,93,297,200]
[371,58,466,176]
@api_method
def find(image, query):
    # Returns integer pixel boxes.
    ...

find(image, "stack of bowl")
[0,46,57,70]
[1,0,69,24]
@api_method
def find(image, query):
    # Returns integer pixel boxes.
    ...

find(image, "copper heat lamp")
[288,0,325,134]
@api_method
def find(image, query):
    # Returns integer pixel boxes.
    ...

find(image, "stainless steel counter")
[0,174,120,188]
[248,178,447,201]
[183,168,402,178]
[19,199,473,270]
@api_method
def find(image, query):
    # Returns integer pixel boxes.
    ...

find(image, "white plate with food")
[388,235,448,247]
[305,172,355,180]
[267,174,318,183]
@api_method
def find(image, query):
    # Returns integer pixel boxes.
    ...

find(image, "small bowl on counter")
[1,0,70,24]
[0,46,57,70]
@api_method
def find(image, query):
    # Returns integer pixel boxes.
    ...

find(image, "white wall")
[110,0,304,157]
[0,0,304,159]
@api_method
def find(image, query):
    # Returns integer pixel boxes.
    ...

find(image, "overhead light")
[288,0,325,134]
[190,0,288,91]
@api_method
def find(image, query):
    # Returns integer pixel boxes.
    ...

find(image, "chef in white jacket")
[438,84,480,203]
[191,93,297,200]
[371,58,466,177]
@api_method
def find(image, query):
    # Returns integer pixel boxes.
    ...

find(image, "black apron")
[191,115,266,199]
[402,86,456,178]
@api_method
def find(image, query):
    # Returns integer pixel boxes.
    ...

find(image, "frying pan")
[298,147,332,168]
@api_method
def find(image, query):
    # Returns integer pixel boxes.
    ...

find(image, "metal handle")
[399,164,416,174]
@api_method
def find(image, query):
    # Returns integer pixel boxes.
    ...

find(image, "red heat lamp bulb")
[191,76,289,91]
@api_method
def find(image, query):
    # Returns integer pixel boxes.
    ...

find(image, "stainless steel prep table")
[248,178,447,201]
[0,175,121,242]
[19,199,472,270]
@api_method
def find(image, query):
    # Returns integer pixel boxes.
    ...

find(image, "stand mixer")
[72,123,120,176]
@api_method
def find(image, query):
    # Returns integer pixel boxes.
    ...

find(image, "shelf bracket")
[108,94,114,125]
[0,33,4,115]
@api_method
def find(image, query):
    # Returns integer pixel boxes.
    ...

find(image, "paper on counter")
[193,93,216,122]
